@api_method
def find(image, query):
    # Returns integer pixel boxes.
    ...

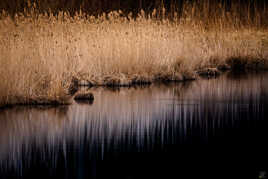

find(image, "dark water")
[0,72,267,179]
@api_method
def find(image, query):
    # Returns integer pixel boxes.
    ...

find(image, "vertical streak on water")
[0,72,267,178]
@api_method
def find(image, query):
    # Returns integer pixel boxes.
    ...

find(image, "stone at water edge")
[217,64,231,72]
[74,92,94,101]
[197,68,221,77]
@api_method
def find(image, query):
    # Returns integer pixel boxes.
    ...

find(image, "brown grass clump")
[0,14,74,107]
[0,3,268,107]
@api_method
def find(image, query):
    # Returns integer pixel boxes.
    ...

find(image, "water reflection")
[0,72,267,178]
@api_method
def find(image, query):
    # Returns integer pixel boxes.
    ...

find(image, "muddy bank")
[72,72,197,88]
[71,60,268,89]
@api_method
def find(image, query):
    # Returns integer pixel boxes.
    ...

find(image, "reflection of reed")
[0,73,267,173]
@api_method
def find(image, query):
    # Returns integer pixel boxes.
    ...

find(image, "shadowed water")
[0,72,267,179]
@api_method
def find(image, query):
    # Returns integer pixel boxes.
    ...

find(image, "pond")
[0,72,267,179]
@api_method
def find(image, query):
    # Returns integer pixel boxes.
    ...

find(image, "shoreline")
[1,67,268,109]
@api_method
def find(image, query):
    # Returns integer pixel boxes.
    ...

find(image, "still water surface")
[0,72,267,179]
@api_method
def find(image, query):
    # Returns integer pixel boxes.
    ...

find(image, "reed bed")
[0,2,268,107]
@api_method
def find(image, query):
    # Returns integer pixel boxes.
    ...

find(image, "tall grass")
[0,1,268,107]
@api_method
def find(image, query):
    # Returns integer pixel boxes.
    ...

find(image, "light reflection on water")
[0,72,267,178]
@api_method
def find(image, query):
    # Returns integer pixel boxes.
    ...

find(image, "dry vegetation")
[0,1,268,107]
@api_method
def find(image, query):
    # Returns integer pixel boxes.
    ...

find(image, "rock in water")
[197,68,221,77]
[74,92,94,102]
[217,64,231,72]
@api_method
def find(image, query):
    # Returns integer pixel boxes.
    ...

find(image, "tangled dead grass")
[0,7,268,107]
